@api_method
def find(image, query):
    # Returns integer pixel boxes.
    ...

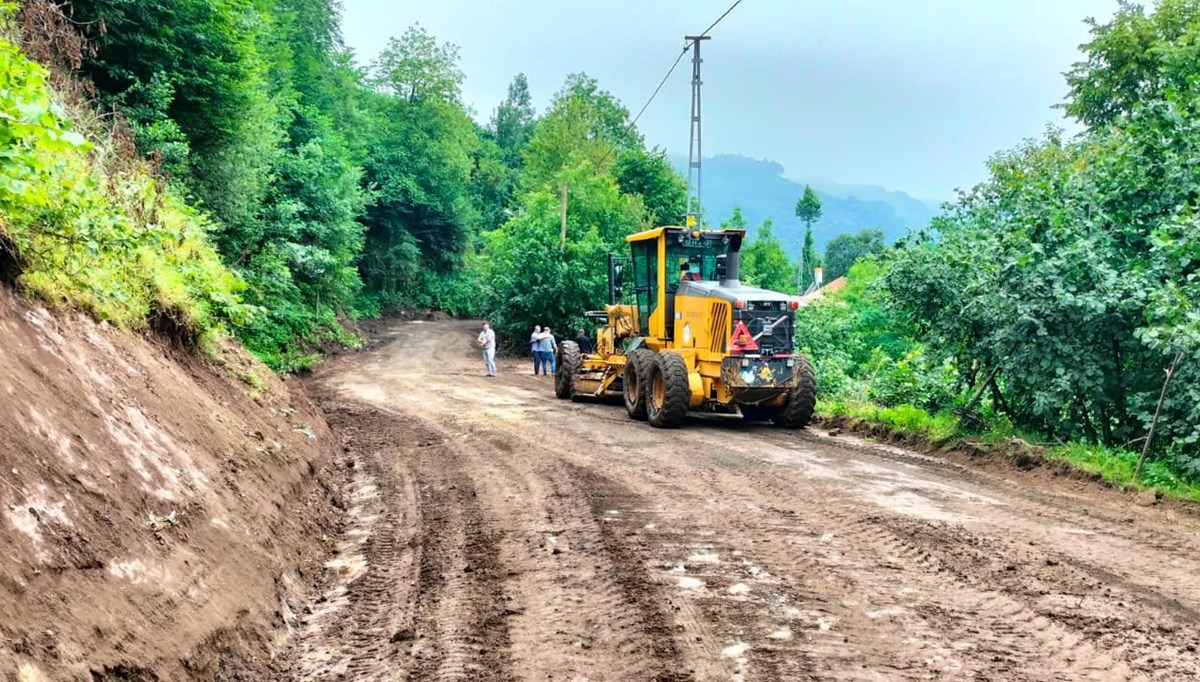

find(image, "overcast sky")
[341,0,1118,201]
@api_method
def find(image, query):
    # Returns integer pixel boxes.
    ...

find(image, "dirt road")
[289,319,1200,681]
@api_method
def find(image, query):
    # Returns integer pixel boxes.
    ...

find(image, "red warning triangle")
[730,320,758,351]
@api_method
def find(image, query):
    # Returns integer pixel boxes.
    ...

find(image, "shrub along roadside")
[0,7,253,348]
[798,256,1200,504]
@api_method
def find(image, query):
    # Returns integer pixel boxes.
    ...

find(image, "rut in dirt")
[286,319,1200,681]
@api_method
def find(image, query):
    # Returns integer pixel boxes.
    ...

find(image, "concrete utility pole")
[684,35,710,228]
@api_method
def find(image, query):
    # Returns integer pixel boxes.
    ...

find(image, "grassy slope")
[0,5,250,350]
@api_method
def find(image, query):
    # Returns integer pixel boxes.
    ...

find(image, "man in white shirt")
[477,322,497,377]
[530,325,544,375]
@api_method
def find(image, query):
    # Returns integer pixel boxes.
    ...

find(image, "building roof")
[797,275,848,306]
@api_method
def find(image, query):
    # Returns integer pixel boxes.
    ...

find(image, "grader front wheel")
[774,354,817,428]
[623,349,655,420]
[555,341,582,400]
[646,352,690,428]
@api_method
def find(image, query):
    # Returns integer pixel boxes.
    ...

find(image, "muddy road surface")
[289,319,1200,681]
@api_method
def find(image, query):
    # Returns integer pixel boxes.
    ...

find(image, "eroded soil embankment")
[0,287,344,680]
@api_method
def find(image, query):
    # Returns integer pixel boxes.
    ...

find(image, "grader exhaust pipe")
[721,250,740,286]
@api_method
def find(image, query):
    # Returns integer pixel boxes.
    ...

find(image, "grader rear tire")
[555,341,581,400]
[623,349,655,420]
[647,352,690,428]
[775,354,817,428]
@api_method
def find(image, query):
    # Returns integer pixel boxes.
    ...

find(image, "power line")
[630,0,744,129]
[603,0,745,160]
[628,47,689,130]
[698,0,743,39]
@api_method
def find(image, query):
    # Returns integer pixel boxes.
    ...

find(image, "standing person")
[529,325,544,375]
[574,329,595,354]
[540,326,558,375]
[477,321,496,377]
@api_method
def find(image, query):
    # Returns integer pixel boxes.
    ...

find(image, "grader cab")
[554,226,817,428]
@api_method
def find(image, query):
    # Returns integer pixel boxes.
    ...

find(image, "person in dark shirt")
[574,329,595,354]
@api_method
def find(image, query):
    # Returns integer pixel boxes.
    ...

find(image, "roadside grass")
[819,400,959,443]
[817,399,1200,504]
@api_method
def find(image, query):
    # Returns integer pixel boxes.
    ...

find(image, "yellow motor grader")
[554,226,816,428]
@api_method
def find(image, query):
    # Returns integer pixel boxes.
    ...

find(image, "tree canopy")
[824,228,885,281]
[795,185,823,290]
[741,218,797,293]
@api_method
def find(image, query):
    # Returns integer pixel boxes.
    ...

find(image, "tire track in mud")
[693,437,1193,680]
[564,463,714,682]
[565,461,831,682]
[407,454,513,682]
[546,419,1198,679]
[303,320,1200,680]
[775,427,1200,561]
[452,400,1099,679]
[701,445,1197,681]
[559,441,939,680]
[439,418,688,681]
[291,400,420,681]
[287,399,514,682]
[440,410,830,680]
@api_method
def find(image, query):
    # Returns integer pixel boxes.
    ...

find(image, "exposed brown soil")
[7,310,1200,680]
[289,318,1200,681]
[0,287,341,680]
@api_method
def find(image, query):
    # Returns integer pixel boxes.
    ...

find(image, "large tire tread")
[555,341,582,400]
[775,354,817,428]
[647,352,690,428]
[623,348,654,420]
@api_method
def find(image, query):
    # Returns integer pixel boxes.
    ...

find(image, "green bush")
[0,14,252,344]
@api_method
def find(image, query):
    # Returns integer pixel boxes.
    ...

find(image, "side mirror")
[608,256,625,304]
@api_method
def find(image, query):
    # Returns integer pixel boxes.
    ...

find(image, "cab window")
[665,232,731,292]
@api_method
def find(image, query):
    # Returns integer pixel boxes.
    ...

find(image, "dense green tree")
[741,218,797,292]
[475,73,537,232]
[373,24,464,104]
[795,184,823,290]
[1064,0,1200,130]
[614,148,687,227]
[824,228,885,280]
[491,73,536,166]
[720,206,748,230]
[522,73,639,191]
[478,164,647,344]
[787,0,1200,483]
[794,184,823,226]
[357,25,480,311]
[63,0,378,369]
[469,132,514,233]
[359,90,479,283]
[67,0,280,237]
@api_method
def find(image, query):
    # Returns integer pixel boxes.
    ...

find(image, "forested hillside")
[5,0,696,367]
[674,154,938,253]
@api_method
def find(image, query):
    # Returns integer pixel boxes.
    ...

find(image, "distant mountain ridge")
[670,154,940,255]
